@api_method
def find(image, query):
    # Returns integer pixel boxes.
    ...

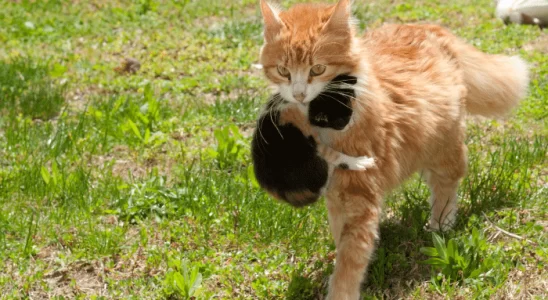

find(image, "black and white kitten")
[251,75,374,207]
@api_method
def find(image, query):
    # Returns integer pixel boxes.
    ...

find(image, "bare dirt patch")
[524,33,548,53]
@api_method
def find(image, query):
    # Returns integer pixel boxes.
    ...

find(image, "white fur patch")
[304,81,328,103]
[336,155,375,171]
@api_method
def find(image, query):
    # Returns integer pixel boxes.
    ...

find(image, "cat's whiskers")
[257,105,270,149]
[316,91,354,110]
[322,84,367,111]
[328,92,367,113]
[268,95,285,139]
[338,83,375,111]
[257,95,285,148]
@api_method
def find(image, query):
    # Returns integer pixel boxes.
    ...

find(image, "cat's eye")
[310,64,326,76]
[277,65,290,78]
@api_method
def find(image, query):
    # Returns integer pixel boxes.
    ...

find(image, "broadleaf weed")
[421,228,499,287]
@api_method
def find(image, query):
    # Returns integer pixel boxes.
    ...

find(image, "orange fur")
[278,105,313,135]
[259,1,529,299]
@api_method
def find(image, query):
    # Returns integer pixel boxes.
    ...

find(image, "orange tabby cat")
[258,0,529,298]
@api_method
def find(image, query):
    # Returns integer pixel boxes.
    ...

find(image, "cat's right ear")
[260,0,282,43]
[324,0,353,32]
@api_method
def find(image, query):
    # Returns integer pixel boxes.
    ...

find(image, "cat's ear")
[260,0,282,43]
[324,0,352,32]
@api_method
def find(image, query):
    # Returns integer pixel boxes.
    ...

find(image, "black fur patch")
[251,96,328,207]
[338,163,349,170]
[308,74,357,130]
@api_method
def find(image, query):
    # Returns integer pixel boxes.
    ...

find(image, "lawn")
[0,0,546,299]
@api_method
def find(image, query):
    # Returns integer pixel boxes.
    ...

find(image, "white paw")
[345,156,375,171]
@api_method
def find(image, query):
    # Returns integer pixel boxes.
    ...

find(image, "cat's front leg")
[325,187,381,300]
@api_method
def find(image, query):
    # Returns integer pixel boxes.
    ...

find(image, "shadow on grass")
[285,133,546,299]
[0,57,66,120]
[283,218,433,299]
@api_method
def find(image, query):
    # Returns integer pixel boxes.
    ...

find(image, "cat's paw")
[428,210,457,232]
[340,156,375,171]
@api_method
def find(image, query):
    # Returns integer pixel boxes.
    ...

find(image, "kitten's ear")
[260,0,282,43]
[324,0,352,32]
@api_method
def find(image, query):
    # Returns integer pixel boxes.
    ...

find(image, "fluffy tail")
[456,45,530,117]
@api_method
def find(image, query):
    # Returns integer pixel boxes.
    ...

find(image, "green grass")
[0,0,546,299]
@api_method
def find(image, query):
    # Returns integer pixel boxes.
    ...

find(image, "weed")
[162,256,208,299]
[420,228,498,286]
[208,124,248,170]
[113,175,177,224]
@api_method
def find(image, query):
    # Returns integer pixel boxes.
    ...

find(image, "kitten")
[308,74,357,130]
[252,75,374,207]
[259,0,529,299]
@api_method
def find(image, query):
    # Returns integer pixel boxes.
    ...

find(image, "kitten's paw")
[341,156,375,171]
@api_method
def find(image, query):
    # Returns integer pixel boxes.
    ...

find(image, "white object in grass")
[495,0,548,27]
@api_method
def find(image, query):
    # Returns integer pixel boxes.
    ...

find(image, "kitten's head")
[259,0,359,104]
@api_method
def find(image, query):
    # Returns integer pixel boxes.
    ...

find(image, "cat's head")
[259,0,359,104]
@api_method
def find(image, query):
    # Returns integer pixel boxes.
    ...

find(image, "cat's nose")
[293,93,306,102]
[292,82,306,102]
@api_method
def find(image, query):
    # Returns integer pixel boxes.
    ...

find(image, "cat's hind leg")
[425,142,468,231]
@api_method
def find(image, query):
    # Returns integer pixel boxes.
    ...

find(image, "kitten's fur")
[252,75,374,206]
[259,0,529,299]
[308,74,357,130]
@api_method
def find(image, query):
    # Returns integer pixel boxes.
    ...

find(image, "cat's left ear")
[324,0,353,32]
[260,0,282,43]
